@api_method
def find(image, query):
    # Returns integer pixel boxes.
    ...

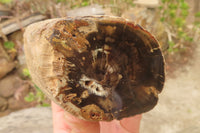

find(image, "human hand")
[52,101,142,133]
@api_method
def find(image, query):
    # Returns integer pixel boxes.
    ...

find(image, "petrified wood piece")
[24,16,165,121]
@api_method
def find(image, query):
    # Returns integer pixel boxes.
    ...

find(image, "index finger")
[52,101,71,133]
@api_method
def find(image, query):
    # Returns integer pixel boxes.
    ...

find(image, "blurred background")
[0,0,199,133]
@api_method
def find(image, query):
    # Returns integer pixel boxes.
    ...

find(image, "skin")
[52,101,142,133]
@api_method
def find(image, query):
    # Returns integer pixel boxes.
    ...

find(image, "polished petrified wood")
[24,16,165,121]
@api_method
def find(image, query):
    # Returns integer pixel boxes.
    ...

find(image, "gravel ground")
[0,107,53,133]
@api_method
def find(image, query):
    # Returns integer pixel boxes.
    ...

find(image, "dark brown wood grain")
[24,16,165,121]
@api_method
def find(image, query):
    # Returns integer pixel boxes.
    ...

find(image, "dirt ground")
[140,43,200,132]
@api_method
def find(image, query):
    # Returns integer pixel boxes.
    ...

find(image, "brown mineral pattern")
[24,16,165,121]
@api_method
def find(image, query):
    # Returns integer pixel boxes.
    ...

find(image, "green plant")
[22,68,31,78]
[55,0,91,9]
[55,0,135,16]
[108,0,135,16]
[194,11,200,28]
[25,84,50,107]
[56,0,65,3]
[81,0,90,7]
[3,41,15,50]
[159,0,194,52]
[168,41,179,52]
[195,12,200,18]
[0,0,12,4]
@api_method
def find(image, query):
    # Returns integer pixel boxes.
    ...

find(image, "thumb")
[100,115,142,133]
[120,115,142,133]
[64,111,100,133]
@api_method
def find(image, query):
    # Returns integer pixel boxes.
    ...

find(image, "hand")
[52,101,142,133]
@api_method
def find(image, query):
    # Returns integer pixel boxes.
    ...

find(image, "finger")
[51,101,71,133]
[120,115,142,133]
[64,111,100,133]
[100,115,142,133]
